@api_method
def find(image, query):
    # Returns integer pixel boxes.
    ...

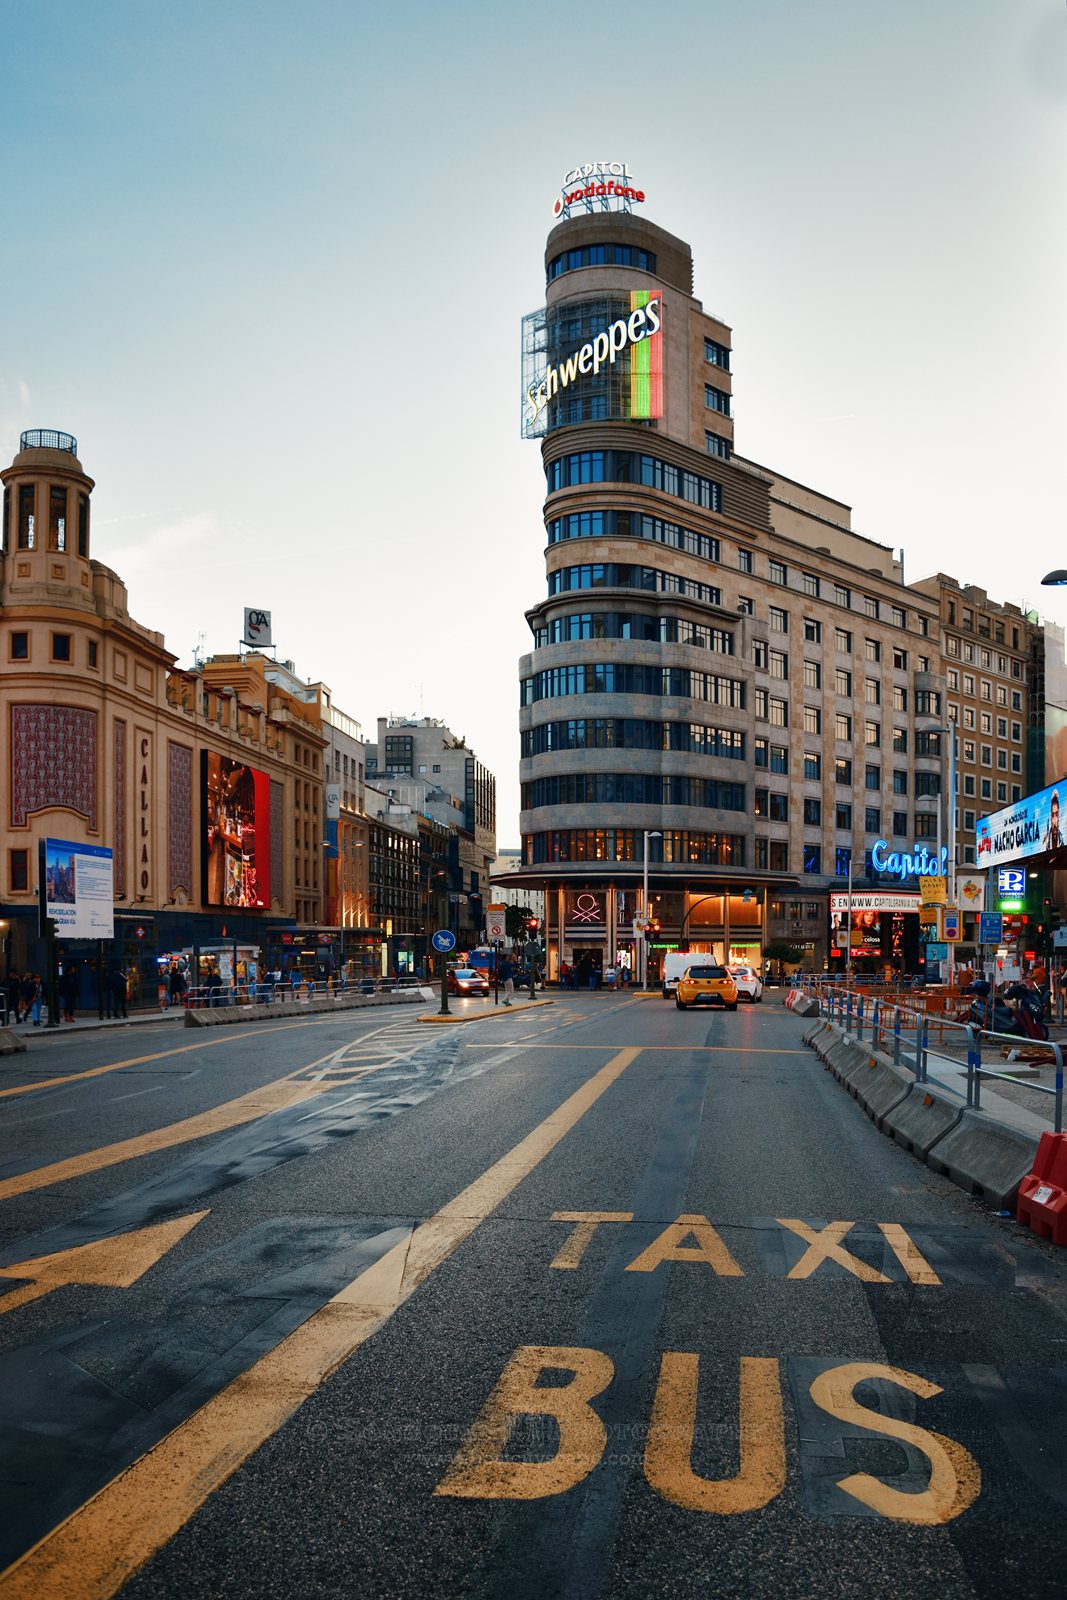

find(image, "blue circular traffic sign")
[432,930,456,954]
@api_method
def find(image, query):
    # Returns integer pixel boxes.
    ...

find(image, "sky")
[4,0,1065,843]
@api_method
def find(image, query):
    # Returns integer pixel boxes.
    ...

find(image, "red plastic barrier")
[1017,1132,1067,1246]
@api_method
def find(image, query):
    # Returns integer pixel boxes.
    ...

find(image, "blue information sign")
[431,930,456,954]
[979,912,1004,945]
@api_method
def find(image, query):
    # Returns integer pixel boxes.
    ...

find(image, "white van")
[661,950,718,997]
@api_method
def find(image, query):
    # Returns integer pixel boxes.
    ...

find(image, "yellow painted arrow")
[0,1211,209,1316]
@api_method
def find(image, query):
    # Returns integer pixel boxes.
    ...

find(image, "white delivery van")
[661,950,719,997]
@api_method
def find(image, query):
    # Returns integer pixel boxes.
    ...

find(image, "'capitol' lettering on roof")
[553,163,646,218]
[525,297,661,429]
[871,840,949,881]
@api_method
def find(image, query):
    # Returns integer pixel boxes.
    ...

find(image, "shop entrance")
[570,948,603,989]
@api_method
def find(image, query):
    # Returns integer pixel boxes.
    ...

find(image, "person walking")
[59,962,79,1022]
[559,961,571,991]
[168,965,187,1008]
[20,971,38,1025]
[500,955,515,1007]
[28,973,44,1027]
[109,966,128,1020]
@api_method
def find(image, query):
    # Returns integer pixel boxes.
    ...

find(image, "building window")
[834,668,852,695]
[769,649,788,680]
[754,787,768,817]
[803,706,821,734]
[769,606,788,633]
[835,714,852,741]
[705,337,731,368]
[890,605,906,628]
[804,618,821,643]
[835,627,852,652]
[803,659,821,689]
[963,774,975,796]
[803,844,821,874]
[893,647,908,671]
[834,584,851,609]
[996,784,1007,804]
[705,384,731,415]
[865,807,881,834]
[738,548,753,574]
[769,560,787,586]
[864,638,880,662]
[18,485,35,549]
[769,697,788,727]
[836,803,853,830]
[804,753,821,780]
[863,595,879,619]
[864,678,880,705]
[835,758,852,785]
[78,493,89,557]
[804,798,821,824]
[49,486,67,551]
[10,631,29,660]
[914,690,941,717]
[893,812,908,837]
[893,770,908,795]
[737,595,753,615]
[87,640,98,669]
[892,686,907,711]
[755,688,768,720]
[705,431,730,459]
[892,728,907,753]
[865,764,881,791]
[835,847,852,876]
[914,814,937,839]
[754,639,768,670]
[802,572,819,597]
[864,721,881,747]
[769,793,789,822]
[10,849,29,892]
[51,633,71,662]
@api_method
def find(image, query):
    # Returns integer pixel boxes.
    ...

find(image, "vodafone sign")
[552,162,646,220]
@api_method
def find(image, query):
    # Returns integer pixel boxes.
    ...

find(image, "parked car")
[675,964,738,1011]
[729,965,763,1003]
[446,967,490,997]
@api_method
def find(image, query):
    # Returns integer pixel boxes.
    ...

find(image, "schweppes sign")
[524,291,663,434]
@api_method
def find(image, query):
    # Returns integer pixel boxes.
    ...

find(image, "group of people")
[558,959,630,990]
[5,972,45,1026]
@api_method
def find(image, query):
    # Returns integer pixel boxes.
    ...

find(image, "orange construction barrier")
[1017,1132,1067,1246]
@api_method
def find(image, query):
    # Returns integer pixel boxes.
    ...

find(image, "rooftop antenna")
[191,631,207,668]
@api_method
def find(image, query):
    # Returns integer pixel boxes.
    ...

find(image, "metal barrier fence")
[815,984,1064,1133]
[184,976,426,1010]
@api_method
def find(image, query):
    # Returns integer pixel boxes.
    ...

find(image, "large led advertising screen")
[201,753,271,908]
[976,778,1066,869]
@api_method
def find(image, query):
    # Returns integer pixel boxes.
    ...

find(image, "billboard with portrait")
[42,838,114,938]
[975,778,1066,869]
[201,753,271,908]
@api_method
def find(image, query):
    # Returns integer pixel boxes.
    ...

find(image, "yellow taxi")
[675,962,738,1011]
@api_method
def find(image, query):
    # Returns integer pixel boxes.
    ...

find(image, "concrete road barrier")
[926,1110,1040,1211]
[881,1084,963,1157]
[185,991,424,1028]
[0,1027,27,1055]
[792,995,820,1018]
[847,1053,913,1124]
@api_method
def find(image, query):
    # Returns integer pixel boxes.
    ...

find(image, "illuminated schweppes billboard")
[521,290,664,439]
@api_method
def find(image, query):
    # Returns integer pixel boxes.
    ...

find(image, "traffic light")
[527,916,540,935]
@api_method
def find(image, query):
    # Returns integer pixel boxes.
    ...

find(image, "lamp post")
[641,829,662,990]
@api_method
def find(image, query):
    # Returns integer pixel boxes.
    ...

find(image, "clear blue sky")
[4,0,1064,839]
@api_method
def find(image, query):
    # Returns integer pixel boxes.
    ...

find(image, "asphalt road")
[1,994,1065,1599]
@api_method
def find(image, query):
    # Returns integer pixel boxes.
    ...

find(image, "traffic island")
[418,999,555,1025]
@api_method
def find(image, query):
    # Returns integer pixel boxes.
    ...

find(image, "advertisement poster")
[201,754,271,908]
[976,779,1066,868]
[44,838,114,938]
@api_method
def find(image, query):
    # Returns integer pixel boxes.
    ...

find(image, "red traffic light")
[527,918,539,931]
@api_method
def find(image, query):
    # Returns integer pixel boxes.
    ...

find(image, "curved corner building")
[514,186,943,983]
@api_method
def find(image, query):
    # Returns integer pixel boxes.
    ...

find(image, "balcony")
[20,429,77,455]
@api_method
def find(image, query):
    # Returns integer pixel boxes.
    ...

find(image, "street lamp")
[1041,571,1067,586]
[641,829,662,990]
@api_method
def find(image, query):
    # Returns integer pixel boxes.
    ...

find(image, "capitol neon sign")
[870,840,948,881]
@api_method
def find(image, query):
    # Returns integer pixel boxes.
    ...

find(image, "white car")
[729,965,763,1002]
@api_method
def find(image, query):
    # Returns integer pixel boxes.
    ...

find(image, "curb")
[184,991,426,1028]
[418,999,555,1025]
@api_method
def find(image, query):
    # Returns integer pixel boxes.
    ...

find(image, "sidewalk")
[7,1009,186,1040]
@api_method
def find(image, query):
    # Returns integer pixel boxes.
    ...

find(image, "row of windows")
[765,561,919,631]
[945,635,1025,677]
[547,508,721,563]
[546,242,657,280]
[947,672,1024,710]
[548,563,721,605]
[522,774,747,811]
[522,719,745,758]
[547,451,724,514]
[533,611,734,653]
[752,790,940,835]
[8,629,98,668]
[2,485,89,556]
[521,664,745,707]
[523,830,745,867]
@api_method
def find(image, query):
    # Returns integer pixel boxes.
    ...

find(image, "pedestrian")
[559,960,571,991]
[109,966,128,1019]
[21,971,38,1025]
[8,971,23,1024]
[589,964,598,990]
[59,962,78,1022]
[29,972,44,1026]
[500,955,515,1006]
[168,965,187,1007]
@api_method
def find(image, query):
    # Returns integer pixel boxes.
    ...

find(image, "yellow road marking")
[0,1046,641,1599]
[0,1212,208,1316]
[645,1354,785,1513]
[0,1049,349,1202]
[549,1211,634,1269]
[877,1223,941,1286]
[465,1044,808,1053]
[625,1214,744,1278]
[0,1016,355,1101]
[778,1219,890,1284]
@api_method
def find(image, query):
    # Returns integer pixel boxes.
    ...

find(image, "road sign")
[943,908,962,942]
[486,907,506,941]
[979,912,1003,945]
[431,930,456,954]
